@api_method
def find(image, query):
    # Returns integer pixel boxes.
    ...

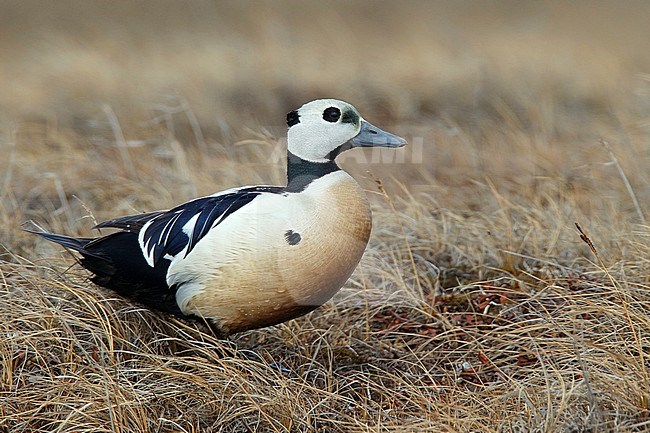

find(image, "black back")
[137,186,284,266]
[82,232,180,314]
[31,230,181,315]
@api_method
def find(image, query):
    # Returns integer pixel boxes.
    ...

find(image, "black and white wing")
[121,186,285,267]
[95,211,166,232]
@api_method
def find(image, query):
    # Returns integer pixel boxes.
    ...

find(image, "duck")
[29,99,406,336]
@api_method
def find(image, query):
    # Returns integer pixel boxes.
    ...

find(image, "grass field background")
[1,1,650,431]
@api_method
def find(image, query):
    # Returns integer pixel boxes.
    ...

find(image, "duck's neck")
[286,152,340,192]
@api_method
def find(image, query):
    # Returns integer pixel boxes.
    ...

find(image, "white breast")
[166,170,372,334]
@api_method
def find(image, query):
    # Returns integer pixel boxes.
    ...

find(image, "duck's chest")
[285,172,372,257]
[170,171,372,333]
[235,172,373,273]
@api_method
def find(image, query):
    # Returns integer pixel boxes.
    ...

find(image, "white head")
[286,99,406,163]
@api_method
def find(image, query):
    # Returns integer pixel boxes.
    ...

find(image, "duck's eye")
[323,107,341,123]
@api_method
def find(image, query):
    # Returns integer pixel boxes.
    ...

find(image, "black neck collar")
[286,152,340,192]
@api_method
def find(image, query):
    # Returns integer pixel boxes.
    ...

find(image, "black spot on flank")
[287,110,300,127]
[341,109,359,125]
[323,107,341,122]
[285,230,301,245]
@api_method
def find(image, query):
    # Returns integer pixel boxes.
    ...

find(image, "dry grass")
[2,1,650,431]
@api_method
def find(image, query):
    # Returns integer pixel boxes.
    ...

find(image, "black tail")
[26,230,97,256]
[28,229,181,315]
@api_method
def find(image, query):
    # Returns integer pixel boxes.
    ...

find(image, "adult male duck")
[30,99,406,336]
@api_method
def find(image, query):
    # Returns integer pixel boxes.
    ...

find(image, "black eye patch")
[322,107,341,123]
